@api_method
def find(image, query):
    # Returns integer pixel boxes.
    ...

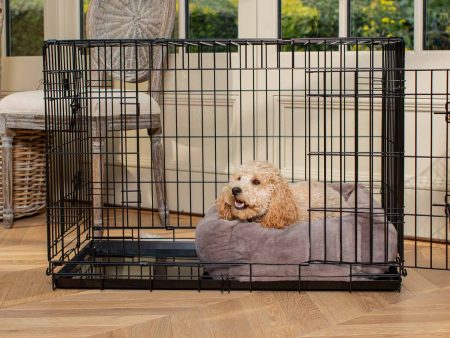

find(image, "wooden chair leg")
[2,129,15,228]
[148,129,168,227]
[92,123,105,238]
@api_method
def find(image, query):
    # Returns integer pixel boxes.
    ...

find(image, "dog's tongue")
[234,200,245,209]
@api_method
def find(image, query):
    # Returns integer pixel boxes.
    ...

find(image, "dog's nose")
[232,187,242,196]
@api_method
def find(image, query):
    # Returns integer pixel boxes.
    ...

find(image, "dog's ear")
[261,181,299,229]
[216,187,233,220]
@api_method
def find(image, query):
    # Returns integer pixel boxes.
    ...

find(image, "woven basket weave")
[0,130,46,219]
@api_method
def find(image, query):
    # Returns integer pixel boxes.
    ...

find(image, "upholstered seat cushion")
[0,89,160,116]
[0,91,44,114]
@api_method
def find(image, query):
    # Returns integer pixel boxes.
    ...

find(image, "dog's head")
[216,161,299,228]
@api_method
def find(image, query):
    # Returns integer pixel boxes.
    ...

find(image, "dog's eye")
[237,176,241,181]
[252,179,260,185]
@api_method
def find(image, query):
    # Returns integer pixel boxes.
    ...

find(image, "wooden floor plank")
[91,315,174,338]
[301,286,450,337]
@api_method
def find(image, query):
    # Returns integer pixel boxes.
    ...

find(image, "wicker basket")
[0,130,46,219]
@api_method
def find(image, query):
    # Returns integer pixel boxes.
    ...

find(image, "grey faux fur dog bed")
[195,183,398,281]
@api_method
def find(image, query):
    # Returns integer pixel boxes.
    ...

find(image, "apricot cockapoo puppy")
[217,161,346,229]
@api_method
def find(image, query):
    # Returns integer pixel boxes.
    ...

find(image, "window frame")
[422,0,450,51]
[4,0,46,56]
[4,0,10,56]
[79,0,85,39]
[276,0,450,54]
[185,0,189,38]
[1,0,80,94]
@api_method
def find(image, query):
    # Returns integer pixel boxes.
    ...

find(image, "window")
[76,1,450,53]
[280,0,339,39]
[424,0,450,50]
[5,0,44,56]
[187,0,238,39]
[349,0,414,50]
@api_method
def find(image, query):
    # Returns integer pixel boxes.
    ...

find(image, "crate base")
[53,276,401,292]
[51,240,402,292]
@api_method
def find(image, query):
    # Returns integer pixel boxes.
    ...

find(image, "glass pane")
[188,0,238,39]
[173,0,179,38]
[425,0,450,50]
[281,0,339,39]
[350,0,414,50]
[7,0,44,56]
[81,0,90,39]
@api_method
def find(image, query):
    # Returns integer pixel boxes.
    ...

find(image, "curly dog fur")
[217,161,346,229]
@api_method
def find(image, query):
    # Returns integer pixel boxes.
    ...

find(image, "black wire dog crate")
[45,38,415,291]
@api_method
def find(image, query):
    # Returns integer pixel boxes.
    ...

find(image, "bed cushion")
[195,183,398,281]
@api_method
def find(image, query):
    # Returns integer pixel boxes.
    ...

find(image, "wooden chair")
[86,0,176,229]
[0,1,47,228]
[0,0,174,228]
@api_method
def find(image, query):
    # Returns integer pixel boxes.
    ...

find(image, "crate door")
[404,69,450,270]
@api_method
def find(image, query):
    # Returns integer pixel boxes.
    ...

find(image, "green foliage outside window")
[350,0,414,50]
[425,0,450,50]
[188,0,238,52]
[82,0,90,39]
[7,0,44,56]
[281,0,339,39]
[173,0,179,39]
[188,0,238,40]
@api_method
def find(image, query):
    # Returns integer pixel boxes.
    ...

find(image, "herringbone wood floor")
[1,212,450,337]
